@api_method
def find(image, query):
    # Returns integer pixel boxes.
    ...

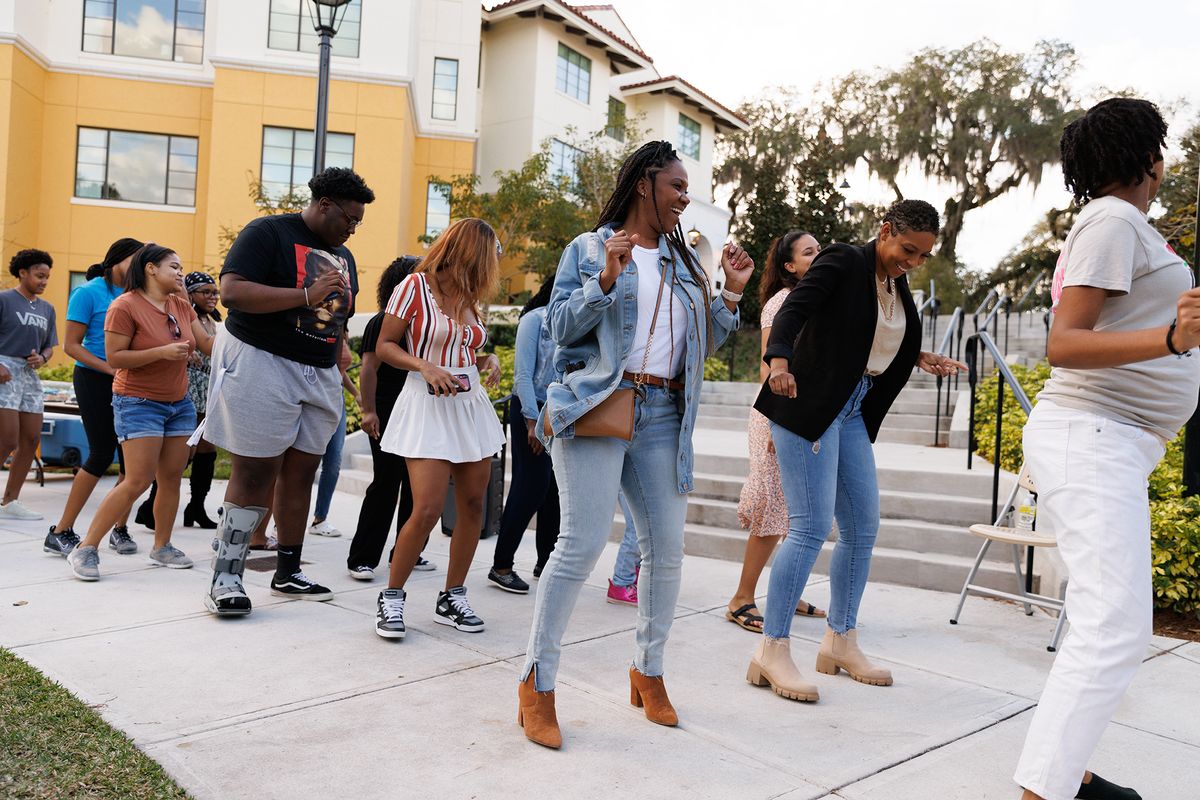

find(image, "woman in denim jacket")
[516,141,754,749]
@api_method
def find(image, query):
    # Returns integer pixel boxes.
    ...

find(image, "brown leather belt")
[622,371,684,391]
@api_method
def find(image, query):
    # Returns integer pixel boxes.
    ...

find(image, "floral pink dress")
[737,289,790,537]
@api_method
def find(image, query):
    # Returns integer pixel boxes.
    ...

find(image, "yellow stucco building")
[0,0,480,354]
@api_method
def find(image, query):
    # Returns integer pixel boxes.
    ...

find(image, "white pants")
[1014,400,1165,800]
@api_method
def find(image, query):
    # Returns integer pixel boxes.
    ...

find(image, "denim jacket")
[512,306,557,420]
[538,223,739,493]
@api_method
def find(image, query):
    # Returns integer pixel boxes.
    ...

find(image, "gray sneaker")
[108,526,137,554]
[148,543,194,569]
[68,545,100,581]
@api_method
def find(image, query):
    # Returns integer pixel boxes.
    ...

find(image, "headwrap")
[184,271,216,292]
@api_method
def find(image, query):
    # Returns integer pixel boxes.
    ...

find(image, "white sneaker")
[307,520,342,537]
[348,565,375,581]
[0,499,43,520]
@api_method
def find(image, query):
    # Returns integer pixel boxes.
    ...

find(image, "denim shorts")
[112,394,197,442]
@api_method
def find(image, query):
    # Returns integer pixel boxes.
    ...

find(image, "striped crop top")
[385,272,488,368]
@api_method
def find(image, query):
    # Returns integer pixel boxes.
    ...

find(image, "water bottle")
[1015,491,1036,531]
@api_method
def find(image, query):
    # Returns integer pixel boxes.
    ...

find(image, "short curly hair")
[882,199,940,235]
[1061,98,1167,204]
[308,167,375,205]
[9,248,52,277]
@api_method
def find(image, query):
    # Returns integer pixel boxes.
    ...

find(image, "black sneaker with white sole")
[434,586,485,632]
[270,571,334,601]
[376,588,406,639]
[43,526,81,557]
[487,568,529,594]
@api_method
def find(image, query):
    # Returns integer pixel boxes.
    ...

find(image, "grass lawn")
[0,648,190,799]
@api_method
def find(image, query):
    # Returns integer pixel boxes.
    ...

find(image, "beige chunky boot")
[746,637,820,702]
[814,628,893,686]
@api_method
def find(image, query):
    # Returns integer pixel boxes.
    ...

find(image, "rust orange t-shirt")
[105,292,198,402]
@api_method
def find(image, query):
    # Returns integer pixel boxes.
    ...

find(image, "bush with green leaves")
[973,358,1200,613]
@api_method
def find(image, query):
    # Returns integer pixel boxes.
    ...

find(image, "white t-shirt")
[1038,196,1200,442]
[624,245,689,378]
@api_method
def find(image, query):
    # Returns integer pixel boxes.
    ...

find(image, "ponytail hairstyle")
[759,230,812,306]
[594,140,714,354]
[100,237,144,291]
[416,218,500,321]
[124,243,177,292]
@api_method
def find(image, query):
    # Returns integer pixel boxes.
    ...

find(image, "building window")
[432,58,459,121]
[549,139,582,187]
[75,127,198,207]
[606,97,626,142]
[69,272,90,296]
[261,126,355,200]
[268,0,361,58]
[678,113,701,160]
[555,43,591,103]
[425,182,452,239]
[82,0,206,64]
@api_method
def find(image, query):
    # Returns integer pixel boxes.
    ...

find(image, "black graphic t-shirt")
[221,213,358,367]
[358,311,408,418]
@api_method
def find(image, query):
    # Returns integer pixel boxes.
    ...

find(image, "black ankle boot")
[184,501,218,529]
[1077,773,1141,800]
[184,452,218,528]
[135,482,157,530]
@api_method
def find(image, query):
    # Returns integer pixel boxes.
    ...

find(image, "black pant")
[73,365,124,477]
[346,401,414,570]
[492,395,559,571]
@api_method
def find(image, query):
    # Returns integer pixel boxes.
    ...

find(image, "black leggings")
[73,365,124,477]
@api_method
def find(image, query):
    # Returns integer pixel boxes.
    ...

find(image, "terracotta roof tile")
[621,75,749,127]
[485,0,652,64]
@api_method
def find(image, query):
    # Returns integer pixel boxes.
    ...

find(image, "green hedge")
[973,360,1200,614]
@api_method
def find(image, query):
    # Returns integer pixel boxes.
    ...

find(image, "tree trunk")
[940,195,969,264]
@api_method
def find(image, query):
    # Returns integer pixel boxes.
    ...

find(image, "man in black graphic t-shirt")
[204,167,374,616]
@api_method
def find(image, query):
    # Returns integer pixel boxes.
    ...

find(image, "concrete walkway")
[1,474,1196,799]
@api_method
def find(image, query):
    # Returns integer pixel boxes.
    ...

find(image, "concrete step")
[879,412,942,432]
[685,489,991,531]
[695,415,748,431]
[642,519,1033,595]
[690,467,1009,504]
[876,428,949,446]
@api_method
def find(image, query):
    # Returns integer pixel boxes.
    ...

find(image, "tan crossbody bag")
[543,255,672,441]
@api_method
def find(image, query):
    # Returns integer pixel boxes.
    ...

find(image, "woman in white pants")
[1016,97,1200,800]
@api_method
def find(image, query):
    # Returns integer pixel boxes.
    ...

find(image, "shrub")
[973,359,1200,614]
[37,363,75,382]
[487,345,515,404]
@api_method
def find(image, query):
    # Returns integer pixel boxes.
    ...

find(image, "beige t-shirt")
[1038,196,1200,441]
[866,280,905,376]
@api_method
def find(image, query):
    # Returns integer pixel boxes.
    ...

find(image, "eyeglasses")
[190,288,219,298]
[328,199,364,231]
[496,239,503,257]
[166,313,181,340]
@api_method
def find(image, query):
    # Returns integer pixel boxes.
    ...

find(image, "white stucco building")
[478,1,748,288]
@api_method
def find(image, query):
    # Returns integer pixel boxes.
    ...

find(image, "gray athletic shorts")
[202,333,342,458]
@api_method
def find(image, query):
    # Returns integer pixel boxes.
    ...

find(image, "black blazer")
[754,240,922,442]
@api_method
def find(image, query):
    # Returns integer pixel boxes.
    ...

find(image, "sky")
[603,0,1200,272]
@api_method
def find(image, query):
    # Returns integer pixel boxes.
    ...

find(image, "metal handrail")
[965,329,1036,592]
[977,294,1009,337]
[1012,269,1048,315]
[932,305,965,446]
[971,288,998,320]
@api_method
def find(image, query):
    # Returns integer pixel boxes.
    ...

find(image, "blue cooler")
[41,413,101,469]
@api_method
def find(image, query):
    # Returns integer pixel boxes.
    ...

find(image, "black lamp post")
[305,0,351,173]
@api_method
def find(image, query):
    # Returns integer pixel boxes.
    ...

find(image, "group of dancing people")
[13,95,1191,800]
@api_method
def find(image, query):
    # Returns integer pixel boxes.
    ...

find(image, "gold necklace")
[875,275,896,321]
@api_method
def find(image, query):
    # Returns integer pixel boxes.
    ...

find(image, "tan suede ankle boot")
[629,667,678,726]
[746,637,820,702]
[517,668,562,749]
[814,628,893,686]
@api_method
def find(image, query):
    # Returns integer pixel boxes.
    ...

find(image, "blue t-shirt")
[66,276,122,365]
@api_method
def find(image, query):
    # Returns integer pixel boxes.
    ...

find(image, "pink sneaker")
[607,579,638,606]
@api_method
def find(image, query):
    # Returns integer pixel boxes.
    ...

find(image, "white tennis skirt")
[380,364,506,463]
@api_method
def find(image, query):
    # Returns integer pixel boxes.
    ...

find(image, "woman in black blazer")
[744,200,965,703]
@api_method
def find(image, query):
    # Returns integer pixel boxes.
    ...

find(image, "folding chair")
[950,464,1068,652]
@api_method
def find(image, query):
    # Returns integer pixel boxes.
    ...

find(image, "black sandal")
[726,603,764,633]
[795,601,827,618]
